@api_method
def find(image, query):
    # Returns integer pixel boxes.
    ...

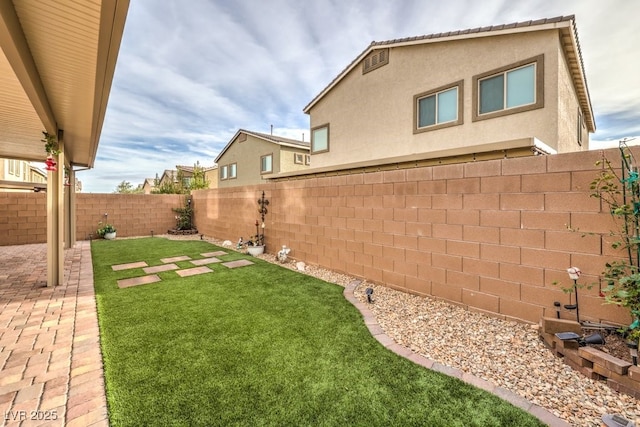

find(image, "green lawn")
[92,237,544,427]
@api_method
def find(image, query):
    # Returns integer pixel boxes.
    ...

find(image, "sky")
[79,0,640,193]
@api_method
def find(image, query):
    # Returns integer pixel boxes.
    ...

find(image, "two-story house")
[303,15,594,171]
[215,129,310,188]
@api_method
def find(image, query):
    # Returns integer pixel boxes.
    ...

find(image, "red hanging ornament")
[45,156,57,171]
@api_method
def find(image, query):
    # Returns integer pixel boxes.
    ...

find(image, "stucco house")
[153,163,217,192]
[215,129,310,188]
[0,158,46,191]
[302,15,594,171]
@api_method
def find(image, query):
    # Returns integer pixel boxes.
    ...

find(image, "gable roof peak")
[303,15,593,131]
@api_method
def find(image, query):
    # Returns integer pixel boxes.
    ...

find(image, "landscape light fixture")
[628,341,638,366]
[365,288,374,303]
[553,301,561,319]
[565,267,581,323]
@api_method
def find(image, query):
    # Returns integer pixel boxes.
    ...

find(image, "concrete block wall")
[0,193,183,246]
[0,192,46,245]
[0,147,633,326]
[76,194,184,240]
[193,147,633,325]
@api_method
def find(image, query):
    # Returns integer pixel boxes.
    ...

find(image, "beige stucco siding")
[556,47,590,152]
[309,30,571,168]
[280,147,311,173]
[217,135,279,188]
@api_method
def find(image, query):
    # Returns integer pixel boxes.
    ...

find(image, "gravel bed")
[165,235,639,426]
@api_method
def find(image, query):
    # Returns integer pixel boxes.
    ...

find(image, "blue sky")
[80,0,640,193]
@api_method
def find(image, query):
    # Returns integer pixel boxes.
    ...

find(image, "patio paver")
[222,259,254,269]
[117,275,162,289]
[111,261,148,271]
[0,242,108,427]
[201,251,227,257]
[190,257,222,266]
[143,263,180,274]
[175,266,213,277]
[160,256,191,263]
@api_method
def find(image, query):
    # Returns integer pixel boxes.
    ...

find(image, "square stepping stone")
[112,261,148,271]
[191,257,222,266]
[201,251,227,257]
[118,275,161,288]
[160,255,192,263]
[144,264,179,274]
[176,266,213,277]
[222,260,254,269]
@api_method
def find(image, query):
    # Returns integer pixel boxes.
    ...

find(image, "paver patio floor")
[0,242,107,427]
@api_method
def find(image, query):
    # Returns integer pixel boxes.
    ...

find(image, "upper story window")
[261,154,273,174]
[220,165,228,180]
[363,48,389,74]
[414,80,463,133]
[311,124,329,154]
[305,155,311,165]
[294,153,303,164]
[472,55,544,122]
[229,163,237,179]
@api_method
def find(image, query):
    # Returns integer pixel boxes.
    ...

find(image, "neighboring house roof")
[159,169,177,183]
[176,164,218,173]
[142,178,155,187]
[215,129,310,163]
[303,15,595,132]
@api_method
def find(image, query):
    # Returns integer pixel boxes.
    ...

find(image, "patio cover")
[0,0,129,285]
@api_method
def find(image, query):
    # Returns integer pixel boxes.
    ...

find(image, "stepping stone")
[144,264,180,274]
[112,261,148,271]
[222,260,254,269]
[118,275,161,288]
[176,266,213,277]
[161,255,192,263]
[201,251,227,257]
[191,257,222,266]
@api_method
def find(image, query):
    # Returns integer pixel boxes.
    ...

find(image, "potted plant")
[97,221,117,240]
[246,220,265,256]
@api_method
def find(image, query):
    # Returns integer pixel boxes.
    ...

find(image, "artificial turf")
[91,237,544,427]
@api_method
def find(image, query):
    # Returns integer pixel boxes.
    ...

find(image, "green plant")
[42,131,61,156]
[97,221,117,237]
[590,141,640,341]
[172,197,194,230]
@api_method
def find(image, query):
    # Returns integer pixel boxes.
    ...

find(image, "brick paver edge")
[343,280,570,427]
[66,241,109,427]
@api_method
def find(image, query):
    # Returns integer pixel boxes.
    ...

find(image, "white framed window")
[261,154,273,174]
[229,163,237,179]
[8,160,15,175]
[414,81,463,133]
[294,153,303,164]
[305,155,311,165]
[220,165,228,180]
[472,55,544,122]
[311,124,329,154]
